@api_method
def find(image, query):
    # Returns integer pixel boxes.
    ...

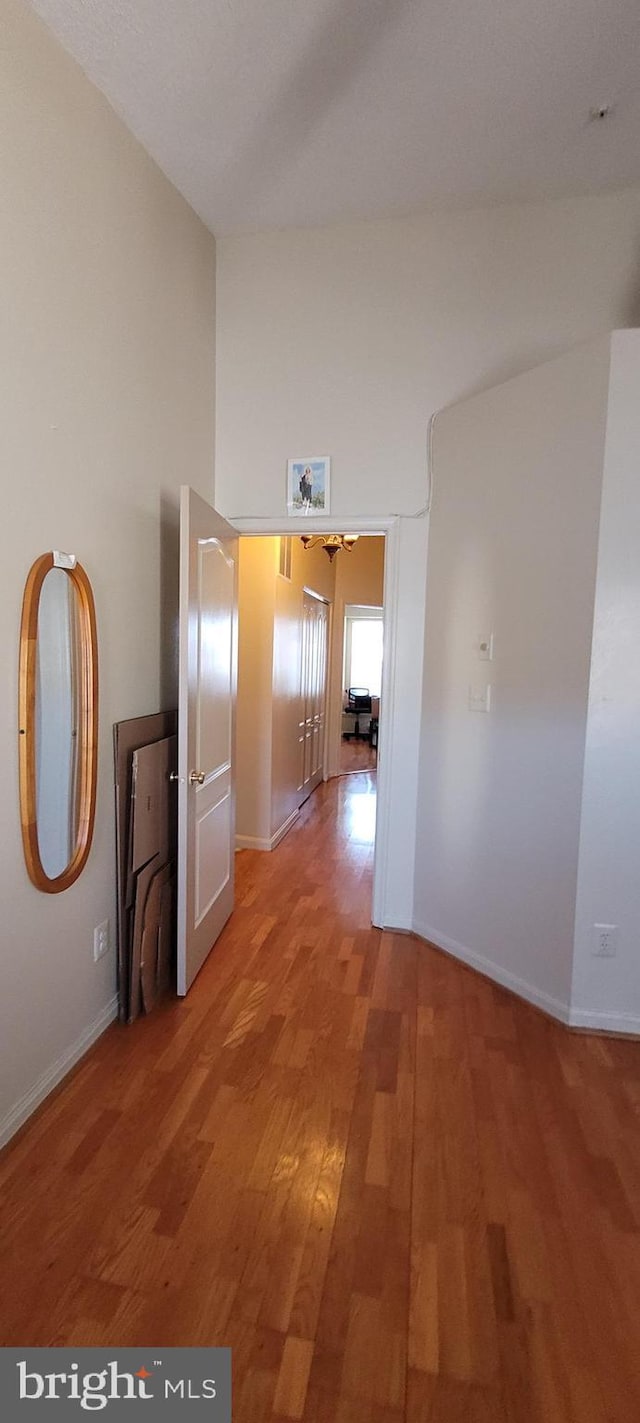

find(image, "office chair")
[347,687,372,712]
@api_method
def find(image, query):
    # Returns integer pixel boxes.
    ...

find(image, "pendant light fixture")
[300,534,359,562]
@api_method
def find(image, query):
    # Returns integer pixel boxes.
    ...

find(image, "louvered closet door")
[298,590,329,804]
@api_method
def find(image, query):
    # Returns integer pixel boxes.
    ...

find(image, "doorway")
[176,498,420,1002]
[234,530,386,920]
[230,515,405,932]
[340,604,383,776]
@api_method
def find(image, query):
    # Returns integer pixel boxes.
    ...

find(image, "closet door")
[298,591,328,803]
[297,596,311,798]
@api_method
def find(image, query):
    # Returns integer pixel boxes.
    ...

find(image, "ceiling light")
[300,534,360,562]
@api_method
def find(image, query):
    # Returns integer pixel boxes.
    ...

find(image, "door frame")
[230,515,400,929]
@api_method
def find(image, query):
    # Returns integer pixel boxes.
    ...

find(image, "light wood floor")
[2,772,640,1422]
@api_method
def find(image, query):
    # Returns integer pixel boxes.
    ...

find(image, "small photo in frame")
[286,457,330,516]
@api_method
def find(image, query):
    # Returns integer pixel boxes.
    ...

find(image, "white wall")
[0,0,215,1143]
[216,190,640,524]
[215,185,640,932]
[571,331,640,1031]
[413,338,612,1017]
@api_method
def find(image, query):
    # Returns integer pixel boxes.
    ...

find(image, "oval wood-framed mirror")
[19,553,98,893]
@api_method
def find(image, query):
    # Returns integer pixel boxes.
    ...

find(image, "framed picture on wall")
[286,457,331,516]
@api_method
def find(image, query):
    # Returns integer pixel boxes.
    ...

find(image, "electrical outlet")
[93,919,110,963]
[469,685,491,713]
[592,923,618,958]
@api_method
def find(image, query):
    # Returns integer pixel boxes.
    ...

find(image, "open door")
[177,486,237,995]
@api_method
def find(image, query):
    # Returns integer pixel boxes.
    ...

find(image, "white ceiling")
[25,0,640,235]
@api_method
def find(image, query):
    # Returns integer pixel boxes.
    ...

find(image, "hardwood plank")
[2,768,640,1422]
[273,1336,315,1419]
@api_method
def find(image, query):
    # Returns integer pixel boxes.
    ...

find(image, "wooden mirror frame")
[19,553,98,893]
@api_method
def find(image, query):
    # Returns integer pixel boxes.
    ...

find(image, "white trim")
[236,807,299,854]
[271,807,300,849]
[412,919,571,1024]
[568,1006,640,1035]
[412,919,640,1035]
[230,515,391,536]
[371,519,401,928]
[0,994,119,1150]
[302,586,330,605]
[380,913,413,933]
[231,515,400,930]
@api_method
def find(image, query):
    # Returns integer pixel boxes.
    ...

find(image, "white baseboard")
[270,808,299,850]
[235,834,272,851]
[412,920,640,1036]
[236,808,299,855]
[568,1006,640,1035]
[412,918,571,1025]
[0,994,119,1150]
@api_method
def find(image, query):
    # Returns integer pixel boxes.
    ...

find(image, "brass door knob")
[190,770,206,785]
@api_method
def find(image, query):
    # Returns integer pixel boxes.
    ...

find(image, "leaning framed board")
[113,712,177,1021]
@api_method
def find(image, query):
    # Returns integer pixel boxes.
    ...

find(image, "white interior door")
[177,486,237,995]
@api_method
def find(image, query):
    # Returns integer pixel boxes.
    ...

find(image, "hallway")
[2,772,640,1422]
[339,736,378,775]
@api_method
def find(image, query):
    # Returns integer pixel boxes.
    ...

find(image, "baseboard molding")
[0,994,119,1150]
[412,919,571,1025]
[568,1006,640,1035]
[270,808,300,850]
[412,920,640,1037]
[236,808,299,855]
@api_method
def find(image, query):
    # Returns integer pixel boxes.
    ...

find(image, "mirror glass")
[19,553,98,893]
[35,569,81,879]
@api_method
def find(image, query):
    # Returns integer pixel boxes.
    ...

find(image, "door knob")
[168,771,184,783]
[190,770,206,785]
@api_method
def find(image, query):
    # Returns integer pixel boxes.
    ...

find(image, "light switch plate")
[469,685,491,713]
